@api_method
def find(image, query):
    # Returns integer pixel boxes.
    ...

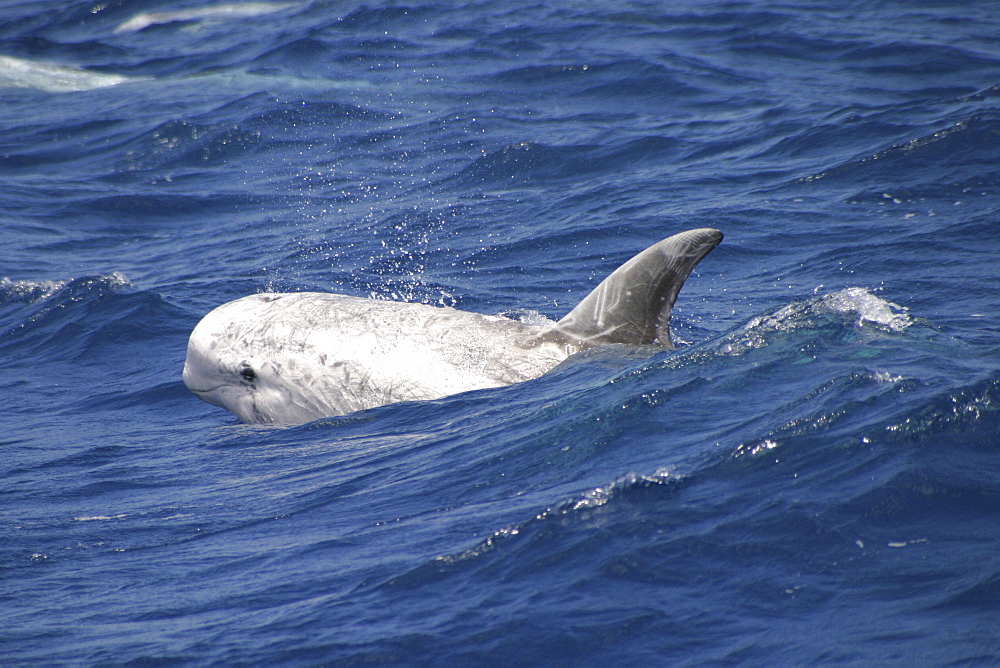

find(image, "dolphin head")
[183,319,269,423]
[182,297,320,424]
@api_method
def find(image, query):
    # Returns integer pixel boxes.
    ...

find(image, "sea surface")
[2,0,999,664]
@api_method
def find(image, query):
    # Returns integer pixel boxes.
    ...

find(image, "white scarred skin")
[183,293,577,423]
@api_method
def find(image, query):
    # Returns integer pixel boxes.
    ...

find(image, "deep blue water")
[2,0,999,664]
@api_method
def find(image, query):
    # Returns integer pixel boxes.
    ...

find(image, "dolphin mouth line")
[189,385,225,396]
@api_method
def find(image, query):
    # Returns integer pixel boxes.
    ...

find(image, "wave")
[722,287,911,351]
[836,41,999,77]
[433,469,681,568]
[446,137,685,190]
[369,366,998,615]
[788,112,1000,199]
[0,276,72,304]
[0,273,191,364]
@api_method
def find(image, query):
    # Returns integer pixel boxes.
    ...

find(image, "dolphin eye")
[240,365,258,383]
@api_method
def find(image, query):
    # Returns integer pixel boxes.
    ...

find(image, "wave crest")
[437,469,679,565]
[721,287,910,356]
[0,272,131,305]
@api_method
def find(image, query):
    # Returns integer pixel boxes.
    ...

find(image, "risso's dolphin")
[183,228,723,424]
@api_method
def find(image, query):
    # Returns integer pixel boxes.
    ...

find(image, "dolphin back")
[542,228,723,348]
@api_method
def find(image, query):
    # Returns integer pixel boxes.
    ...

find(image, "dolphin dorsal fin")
[541,228,723,348]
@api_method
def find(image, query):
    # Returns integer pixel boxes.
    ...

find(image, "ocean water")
[2,0,999,664]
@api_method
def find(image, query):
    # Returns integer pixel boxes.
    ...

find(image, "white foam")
[745,287,910,335]
[0,55,134,93]
[114,2,300,33]
[1,277,67,302]
[720,288,911,357]
[817,287,910,331]
[1,272,131,303]
[565,468,677,511]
